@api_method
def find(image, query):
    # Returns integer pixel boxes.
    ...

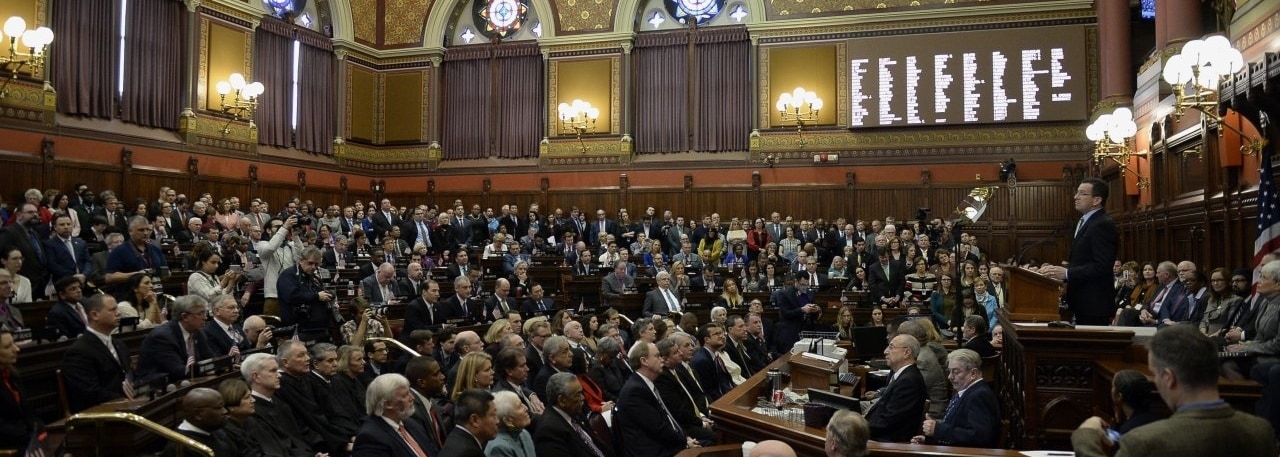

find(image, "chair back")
[56,368,71,417]
[589,411,615,457]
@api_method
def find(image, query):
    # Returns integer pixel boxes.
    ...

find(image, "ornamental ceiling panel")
[352,0,379,44]
[552,0,616,34]
[384,0,435,45]
[764,0,1032,20]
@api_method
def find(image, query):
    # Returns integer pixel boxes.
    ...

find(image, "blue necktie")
[942,394,960,421]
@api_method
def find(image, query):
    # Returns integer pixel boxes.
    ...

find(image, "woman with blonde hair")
[485,318,513,344]
[717,278,745,308]
[451,352,495,401]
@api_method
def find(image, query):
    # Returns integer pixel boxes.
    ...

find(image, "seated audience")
[485,390,537,457]
[241,352,322,457]
[135,295,214,385]
[615,341,694,457]
[862,334,927,443]
[62,293,133,413]
[960,314,997,358]
[350,373,437,457]
[451,351,496,401]
[161,387,239,457]
[911,349,999,447]
[441,389,500,457]
[1109,369,1163,434]
[824,409,870,457]
[1072,325,1275,457]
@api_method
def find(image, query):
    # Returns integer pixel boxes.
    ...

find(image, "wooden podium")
[788,353,839,393]
[1003,266,1066,322]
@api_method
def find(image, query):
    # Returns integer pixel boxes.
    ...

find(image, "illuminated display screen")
[847,25,1089,128]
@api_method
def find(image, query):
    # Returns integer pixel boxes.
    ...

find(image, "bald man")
[161,387,239,457]
[749,440,797,457]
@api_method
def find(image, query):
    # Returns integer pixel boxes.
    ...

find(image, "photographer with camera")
[277,246,337,343]
[258,214,301,317]
[340,296,390,346]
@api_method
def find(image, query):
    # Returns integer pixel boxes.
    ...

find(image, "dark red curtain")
[695,27,750,152]
[493,44,542,159]
[120,0,184,129]
[296,30,336,155]
[253,18,294,149]
[634,32,689,154]
[441,46,493,160]
[52,0,117,119]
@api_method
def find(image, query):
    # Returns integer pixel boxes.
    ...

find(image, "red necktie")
[398,424,429,457]
[1,369,19,404]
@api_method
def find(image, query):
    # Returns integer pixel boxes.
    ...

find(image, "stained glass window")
[663,0,725,25]
[263,0,306,19]
[474,0,529,39]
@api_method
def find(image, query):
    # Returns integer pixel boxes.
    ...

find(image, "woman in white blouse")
[2,247,31,303]
[186,242,240,302]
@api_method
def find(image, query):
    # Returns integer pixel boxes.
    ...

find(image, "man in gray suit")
[601,260,634,308]
[642,271,684,318]
[361,262,399,304]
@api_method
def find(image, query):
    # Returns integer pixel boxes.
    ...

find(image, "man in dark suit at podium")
[864,334,927,443]
[1041,177,1118,325]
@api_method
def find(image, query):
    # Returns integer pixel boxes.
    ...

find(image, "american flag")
[1256,142,1280,268]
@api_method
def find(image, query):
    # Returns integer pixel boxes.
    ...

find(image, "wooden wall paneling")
[200,178,252,205]
[46,161,120,201]
[257,184,302,210]
[629,189,689,220]
[1,155,50,204]
[126,171,189,208]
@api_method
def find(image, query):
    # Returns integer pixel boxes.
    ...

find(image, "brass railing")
[368,336,421,358]
[66,412,214,457]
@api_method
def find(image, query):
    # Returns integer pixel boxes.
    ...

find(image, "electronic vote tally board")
[847,25,1090,128]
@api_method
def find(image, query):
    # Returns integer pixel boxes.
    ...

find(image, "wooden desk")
[53,371,241,455]
[711,354,1025,457]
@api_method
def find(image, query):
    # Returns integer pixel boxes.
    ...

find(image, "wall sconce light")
[1086,107,1151,189]
[776,87,822,147]
[557,99,599,153]
[1162,34,1267,155]
[214,73,265,134]
[0,16,54,98]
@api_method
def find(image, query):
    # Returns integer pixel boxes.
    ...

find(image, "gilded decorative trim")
[180,116,259,155]
[547,56,620,135]
[421,67,433,142]
[344,62,353,138]
[749,125,1089,152]
[610,55,621,134]
[334,142,442,171]
[548,60,561,135]
[199,4,257,28]
[538,136,632,166]
[1085,25,1099,110]
[835,41,848,127]
[198,18,210,111]
[754,12,1096,43]
[29,0,48,81]
[1233,7,1280,53]
[757,46,771,128]
[544,43,626,55]
[376,73,386,144]
[764,0,1028,21]
[0,82,56,126]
